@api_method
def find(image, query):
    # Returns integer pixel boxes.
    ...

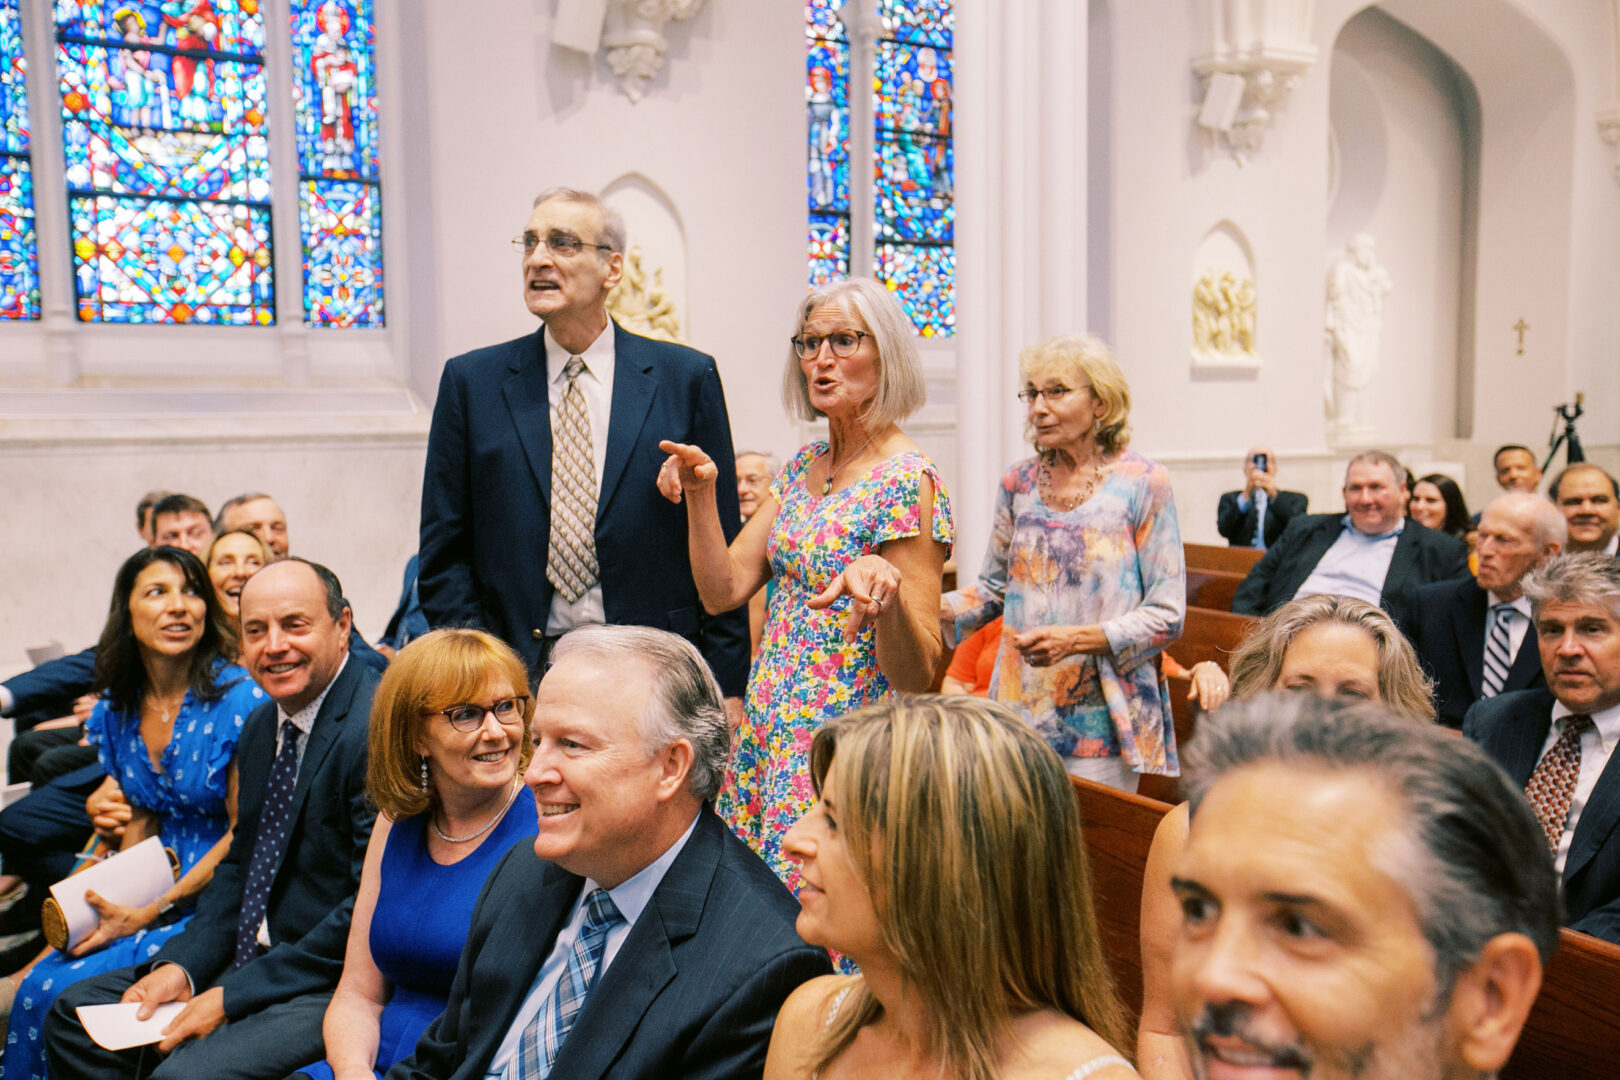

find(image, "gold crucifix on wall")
[1512,317,1530,356]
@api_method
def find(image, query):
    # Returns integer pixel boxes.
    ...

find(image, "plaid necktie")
[232,720,301,970]
[546,357,599,604]
[1525,714,1593,852]
[1480,603,1519,699]
[516,888,624,1079]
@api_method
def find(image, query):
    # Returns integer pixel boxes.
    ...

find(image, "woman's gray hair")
[1186,693,1562,997]
[782,277,926,432]
[549,624,729,801]
[532,187,627,254]
[1521,551,1620,621]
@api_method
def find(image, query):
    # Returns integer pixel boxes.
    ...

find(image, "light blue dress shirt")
[1295,517,1403,606]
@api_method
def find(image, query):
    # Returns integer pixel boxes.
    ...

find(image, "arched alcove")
[600,172,690,337]
[1191,220,1260,373]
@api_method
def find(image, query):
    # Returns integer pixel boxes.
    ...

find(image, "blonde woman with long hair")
[765,695,1137,1080]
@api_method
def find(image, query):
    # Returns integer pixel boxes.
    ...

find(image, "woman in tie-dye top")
[944,333,1184,792]
[657,277,952,892]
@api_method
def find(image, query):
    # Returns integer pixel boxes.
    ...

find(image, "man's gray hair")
[215,491,274,533]
[1186,693,1561,997]
[1521,551,1620,622]
[1344,449,1407,488]
[550,624,729,801]
[1483,492,1567,550]
[532,187,627,254]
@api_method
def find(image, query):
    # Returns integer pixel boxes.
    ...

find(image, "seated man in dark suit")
[1549,463,1620,557]
[1232,450,1469,628]
[1410,493,1566,728]
[1464,553,1620,943]
[46,559,380,1080]
[387,624,830,1080]
[1215,445,1308,549]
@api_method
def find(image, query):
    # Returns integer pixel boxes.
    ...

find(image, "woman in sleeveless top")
[762,696,1139,1080]
[289,629,538,1080]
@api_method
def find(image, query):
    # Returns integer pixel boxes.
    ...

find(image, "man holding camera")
[1216,446,1308,550]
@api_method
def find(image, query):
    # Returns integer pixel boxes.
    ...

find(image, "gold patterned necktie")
[1525,713,1593,852]
[547,357,599,604]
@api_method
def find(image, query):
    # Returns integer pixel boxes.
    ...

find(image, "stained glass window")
[0,0,40,320]
[289,0,382,328]
[806,0,849,287]
[55,0,274,324]
[873,0,953,336]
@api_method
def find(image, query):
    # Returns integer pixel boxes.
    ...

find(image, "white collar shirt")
[1484,591,1534,669]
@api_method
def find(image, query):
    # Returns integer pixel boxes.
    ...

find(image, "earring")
[419,757,430,792]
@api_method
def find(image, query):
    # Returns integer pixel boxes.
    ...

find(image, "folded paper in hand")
[76,1002,186,1050]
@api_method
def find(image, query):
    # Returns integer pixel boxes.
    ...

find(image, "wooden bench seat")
[1172,608,1256,671]
[1185,542,1263,575]
[1185,568,1244,612]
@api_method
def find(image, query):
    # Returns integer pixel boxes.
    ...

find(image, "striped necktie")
[515,888,624,1078]
[1251,489,1269,550]
[1480,602,1518,699]
[546,357,599,604]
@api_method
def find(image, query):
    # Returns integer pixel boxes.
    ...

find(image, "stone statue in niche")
[1191,269,1257,365]
[607,246,683,343]
[1324,233,1392,440]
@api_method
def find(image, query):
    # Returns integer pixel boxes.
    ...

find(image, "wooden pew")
[1072,776,1620,1080]
[1185,568,1244,612]
[1137,674,1195,805]
[1185,542,1263,575]
[1172,608,1256,671]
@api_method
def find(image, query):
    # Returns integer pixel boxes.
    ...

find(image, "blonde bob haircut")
[367,628,535,821]
[1018,333,1132,456]
[806,695,1132,1080]
[781,277,926,433]
[1226,594,1435,723]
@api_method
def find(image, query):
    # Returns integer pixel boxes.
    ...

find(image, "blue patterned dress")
[3,663,261,1080]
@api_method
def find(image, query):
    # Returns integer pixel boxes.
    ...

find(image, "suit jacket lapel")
[597,323,656,523]
[472,864,585,1074]
[1496,690,1557,788]
[1281,519,1340,600]
[269,659,361,881]
[1379,525,1419,607]
[1565,746,1620,882]
[1505,621,1543,692]
[547,811,721,1077]
[1455,580,1488,696]
[502,331,554,505]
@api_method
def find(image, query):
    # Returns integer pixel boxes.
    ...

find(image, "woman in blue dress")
[290,628,537,1080]
[4,546,262,1079]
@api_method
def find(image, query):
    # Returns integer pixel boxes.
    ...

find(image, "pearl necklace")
[820,432,878,495]
[1039,454,1112,512]
[432,779,522,844]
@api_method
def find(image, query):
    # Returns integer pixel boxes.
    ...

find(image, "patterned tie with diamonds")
[547,357,599,605]
[515,888,624,1079]
[1480,603,1518,699]
[1525,713,1593,852]
[232,720,301,970]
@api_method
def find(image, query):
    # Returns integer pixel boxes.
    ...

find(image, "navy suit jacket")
[2,647,97,730]
[1215,490,1308,548]
[1408,577,1544,729]
[154,656,379,1017]
[386,808,832,1080]
[418,322,750,695]
[1231,514,1471,630]
[1465,688,1620,943]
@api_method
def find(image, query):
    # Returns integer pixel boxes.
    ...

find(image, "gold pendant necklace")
[821,432,878,495]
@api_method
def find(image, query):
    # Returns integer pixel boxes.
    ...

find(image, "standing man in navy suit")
[1465,553,1620,943]
[1409,493,1565,728]
[418,188,749,698]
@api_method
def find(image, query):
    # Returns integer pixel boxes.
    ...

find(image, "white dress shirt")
[1543,699,1620,875]
[485,813,700,1078]
[1295,517,1403,606]
[542,321,615,634]
[1484,591,1533,669]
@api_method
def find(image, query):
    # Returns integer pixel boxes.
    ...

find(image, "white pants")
[1064,754,1139,794]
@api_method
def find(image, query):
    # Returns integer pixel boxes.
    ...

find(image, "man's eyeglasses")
[1017,385,1087,405]
[510,233,615,259]
[791,330,871,360]
[430,696,528,732]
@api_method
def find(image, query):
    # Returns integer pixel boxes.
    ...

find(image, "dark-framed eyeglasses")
[1017,385,1087,405]
[430,696,528,732]
[510,232,615,259]
[791,329,871,360]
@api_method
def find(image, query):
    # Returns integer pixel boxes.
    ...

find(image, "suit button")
[532,629,543,640]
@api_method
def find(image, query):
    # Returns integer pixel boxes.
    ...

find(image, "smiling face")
[129,560,207,660]
[1275,623,1382,705]
[239,561,351,714]
[782,767,886,961]
[1343,460,1406,537]
[418,673,526,803]
[520,198,622,324]
[1406,481,1448,532]
[1171,765,1447,1080]
[1495,449,1541,493]
[207,533,267,619]
[221,497,290,560]
[524,651,692,888]
[1536,599,1620,715]
[798,301,879,420]
[154,510,214,558]
[1024,365,1104,456]
[735,454,773,520]
[1555,468,1619,554]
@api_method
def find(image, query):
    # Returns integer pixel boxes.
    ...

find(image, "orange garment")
[945,616,1002,696]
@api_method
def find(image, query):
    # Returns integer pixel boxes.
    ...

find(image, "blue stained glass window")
[806,0,849,290]
[55,0,274,324]
[290,0,383,328]
[1,0,40,320]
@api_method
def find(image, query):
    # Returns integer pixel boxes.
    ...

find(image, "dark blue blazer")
[1231,514,1471,630]
[386,808,832,1080]
[1408,577,1544,728]
[153,656,379,1016]
[1215,489,1308,548]
[3,647,97,730]
[418,323,750,695]
[1465,688,1620,943]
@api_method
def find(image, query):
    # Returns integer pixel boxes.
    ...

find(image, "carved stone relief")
[607,246,684,343]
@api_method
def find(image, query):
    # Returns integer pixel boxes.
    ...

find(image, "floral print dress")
[719,442,953,890]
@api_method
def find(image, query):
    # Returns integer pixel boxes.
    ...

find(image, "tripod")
[1543,395,1586,473]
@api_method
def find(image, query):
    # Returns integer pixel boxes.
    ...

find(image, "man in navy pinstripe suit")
[386,625,829,1080]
